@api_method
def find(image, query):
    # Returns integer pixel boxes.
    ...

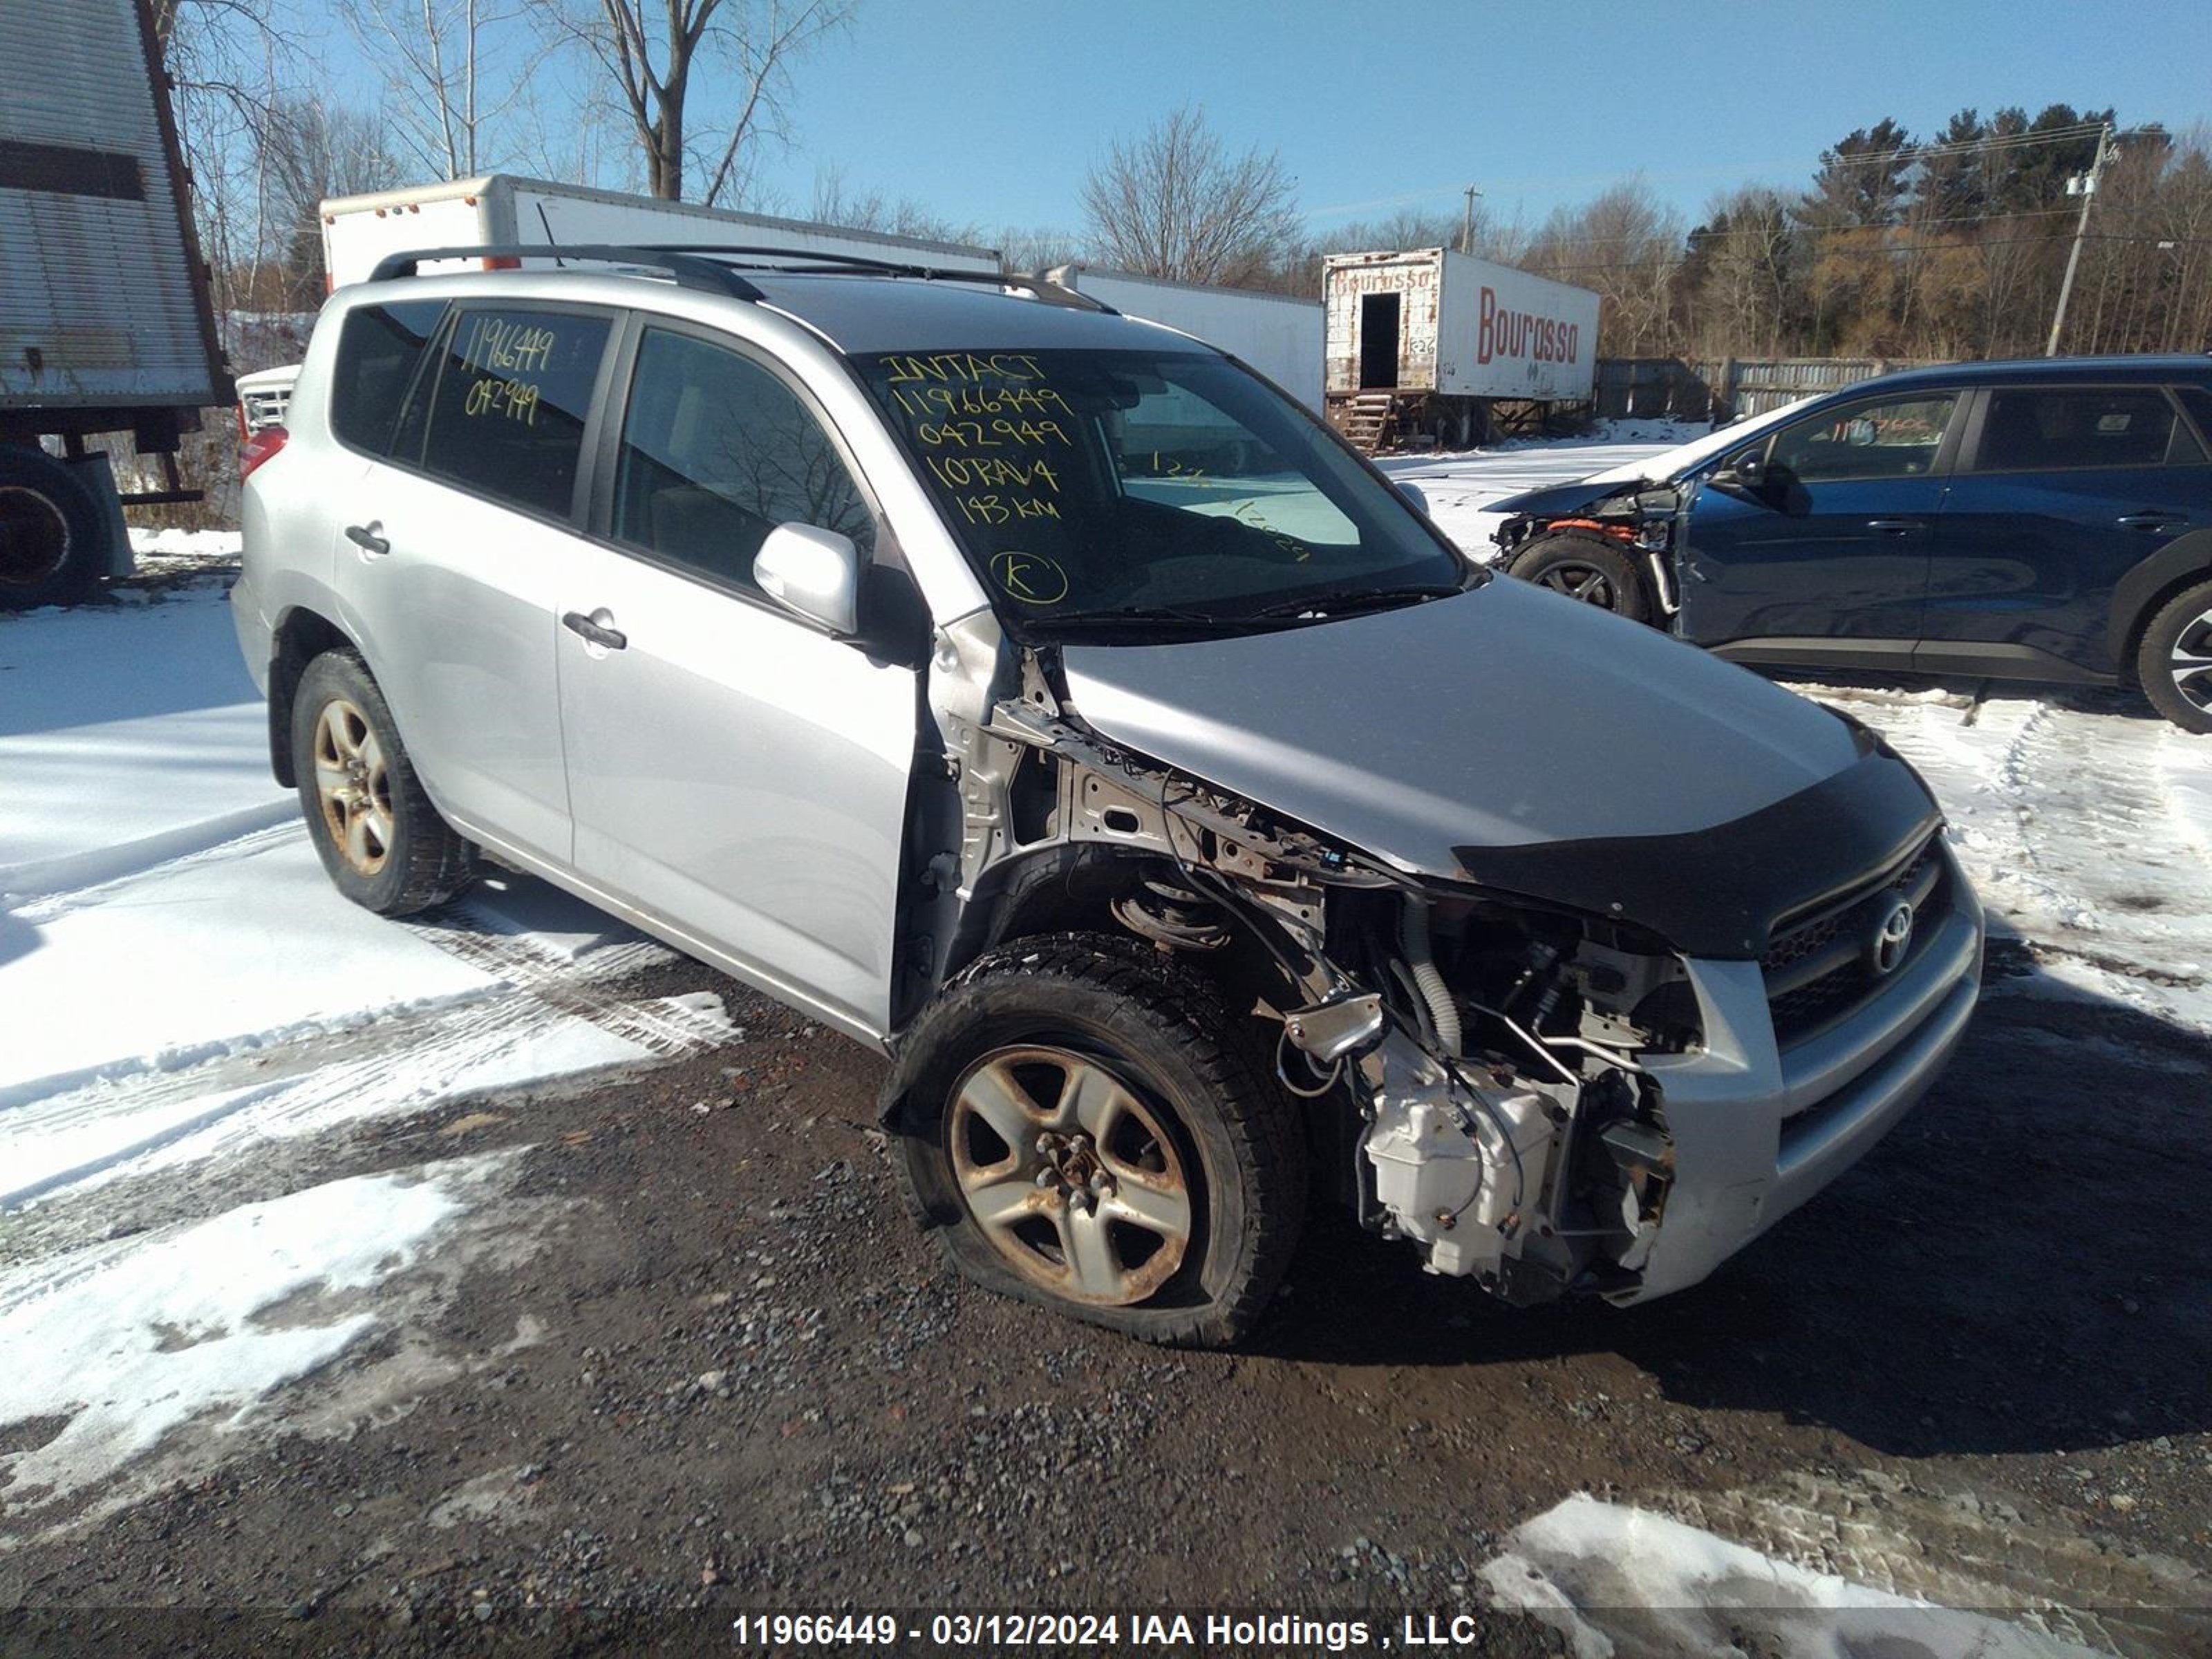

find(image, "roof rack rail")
[626,245,1117,314]
[365,244,766,301]
[364,241,1121,316]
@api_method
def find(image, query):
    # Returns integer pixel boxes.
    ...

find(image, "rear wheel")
[290,649,476,915]
[1509,529,1653,624]
[0,445,106,610]
[2137,579,2212,733]
[892,933,1306,1348]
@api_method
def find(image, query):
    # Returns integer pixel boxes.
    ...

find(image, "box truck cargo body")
[320,176,1004,291]
[1,0,229,604]
[1322,248,1600,450]
[1047,266,1324,412]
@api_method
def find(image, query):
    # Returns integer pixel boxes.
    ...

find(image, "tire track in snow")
[6,845,729,1209]
[1662,1472,2212,1658]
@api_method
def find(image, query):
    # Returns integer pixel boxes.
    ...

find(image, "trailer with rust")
[1323,247,1599,452]
[1,0,230,608]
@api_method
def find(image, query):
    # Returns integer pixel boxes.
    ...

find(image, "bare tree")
[809,163,982,246]
[529,0,852,204]
[341,0,538,180]
[1079,104,1301,287]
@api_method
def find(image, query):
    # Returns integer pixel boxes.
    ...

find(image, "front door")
[1925,383,2211,679]
[337,301,616,866]
[556,321,918,1042]
[1678,388,1962,651]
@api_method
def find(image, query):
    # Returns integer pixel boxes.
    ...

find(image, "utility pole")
[2046,124,2113,357]
[1461,184,1481,255]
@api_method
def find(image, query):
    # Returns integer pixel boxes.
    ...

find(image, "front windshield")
[854,348,1470,632]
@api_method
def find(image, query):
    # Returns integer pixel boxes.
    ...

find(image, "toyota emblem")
[1869,900,1916,976]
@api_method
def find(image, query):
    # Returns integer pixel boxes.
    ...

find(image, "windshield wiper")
[1033,605,1271,635]
[1248,583,1467,619]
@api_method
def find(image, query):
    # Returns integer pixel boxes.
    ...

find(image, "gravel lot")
[4,941,2209,1655]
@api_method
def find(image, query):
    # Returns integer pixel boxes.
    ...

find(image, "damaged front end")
[906,615,1698,1312]
[1494,483,1684,614]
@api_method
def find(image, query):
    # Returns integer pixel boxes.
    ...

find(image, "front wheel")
[1508,529,1653,624]
[290,649,476,915]
[2138,580,2212,734]
[892,934,1306,1348]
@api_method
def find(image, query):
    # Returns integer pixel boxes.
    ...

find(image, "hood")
[1485,476,1642,523]
[1059,580,1938,957]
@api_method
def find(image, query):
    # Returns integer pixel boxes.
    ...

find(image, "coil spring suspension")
[1111,877,1230,952]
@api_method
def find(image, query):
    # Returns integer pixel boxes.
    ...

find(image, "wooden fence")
[1590,357,1947,423]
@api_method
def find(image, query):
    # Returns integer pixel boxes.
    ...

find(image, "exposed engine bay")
[909,617,1699,1308]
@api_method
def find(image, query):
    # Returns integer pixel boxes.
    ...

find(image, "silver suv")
[233,246,1985,1347]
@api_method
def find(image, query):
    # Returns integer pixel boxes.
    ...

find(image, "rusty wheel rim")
[312,697,394,877]
[0,486,71,590]
[947,1045,1193,1307]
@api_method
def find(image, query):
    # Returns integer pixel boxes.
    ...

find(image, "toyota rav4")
[232,245,1985,1347]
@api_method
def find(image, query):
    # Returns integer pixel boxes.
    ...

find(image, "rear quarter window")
[1973,386,2177,472]
[404,307,612,521]
[2173,386,2212,458]
[328,301,446,456]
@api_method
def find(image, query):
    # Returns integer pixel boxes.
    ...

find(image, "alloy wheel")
[312,697,394,876]
[1536,563,1618,609]
[2170,606,2212,715]
[947,1045,1194,1306]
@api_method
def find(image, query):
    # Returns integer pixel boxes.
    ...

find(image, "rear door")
[1677,388,1962,653]
[1924,382,2209,679]
[554,317,919,1042]
[333,299,617,865]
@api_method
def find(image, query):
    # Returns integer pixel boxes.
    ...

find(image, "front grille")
[1764,838,1946,1044]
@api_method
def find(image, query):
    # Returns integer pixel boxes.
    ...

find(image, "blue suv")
[1490,357,2212,731]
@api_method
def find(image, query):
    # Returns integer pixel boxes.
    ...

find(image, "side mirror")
[754,523,860,634]
[1395,480,1430,516]
[1713,446,1768,493]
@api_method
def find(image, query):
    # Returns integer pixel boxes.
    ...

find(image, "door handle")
[1866,518,1926,534]
[344,523,390,557]
[561,610,628,651]
[2117,512,2186,530]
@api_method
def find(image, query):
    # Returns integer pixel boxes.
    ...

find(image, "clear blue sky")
[744,0,2212,236]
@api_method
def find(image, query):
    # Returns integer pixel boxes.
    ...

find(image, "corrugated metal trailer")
[320,176,1004,291]
[1322,248,1599,451]
[1044,266,1324,411]
[0,0,229,605]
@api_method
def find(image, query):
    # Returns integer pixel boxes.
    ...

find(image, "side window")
[1972,386,2177,472]
[1768,393,1957,483]
[329,300,445,456]
[406,307,612,519]
[2171,386,2212,461]
[611,328,875,593]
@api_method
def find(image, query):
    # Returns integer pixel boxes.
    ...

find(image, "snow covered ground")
[0,576,740,1519]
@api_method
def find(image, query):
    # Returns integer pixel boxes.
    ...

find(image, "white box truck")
[318,175,1004,292]
[1322,248,1600,450]
[1044,265,1324,412]
[1,0,230,607]
[229,175,1009,440]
